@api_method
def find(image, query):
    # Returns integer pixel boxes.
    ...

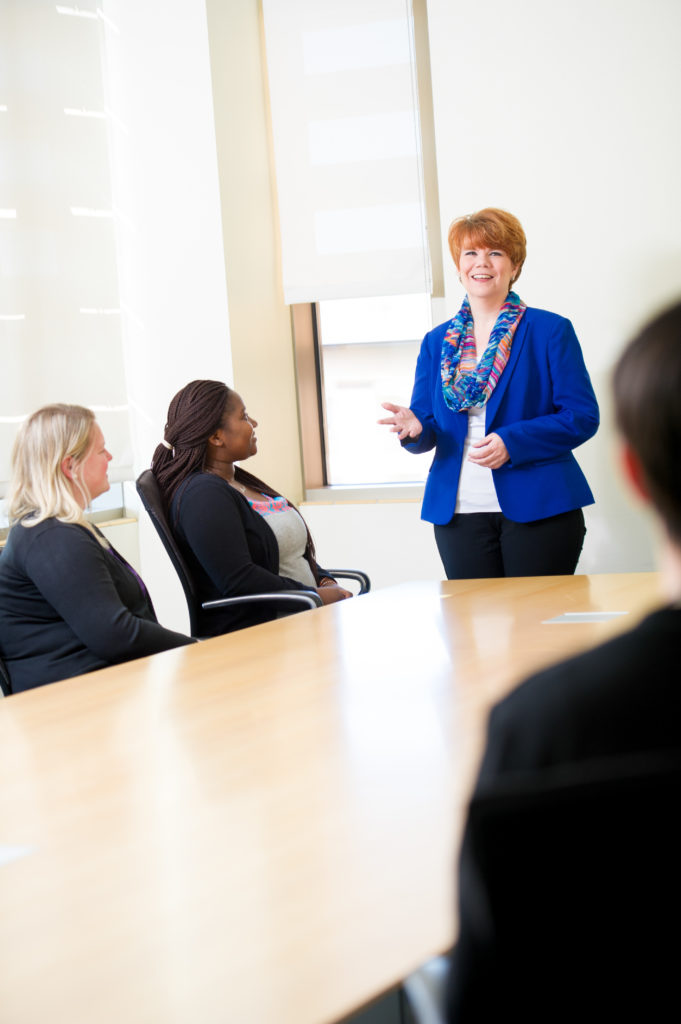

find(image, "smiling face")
[76,423,112,505]
[457,243,519,305]
[215,393,258,463]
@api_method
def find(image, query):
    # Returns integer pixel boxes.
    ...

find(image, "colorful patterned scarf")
[440,291,526,412]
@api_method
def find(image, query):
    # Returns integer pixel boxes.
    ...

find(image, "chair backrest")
[450,752,681,1021]
[0,654,12,697]
[136,470,204,636]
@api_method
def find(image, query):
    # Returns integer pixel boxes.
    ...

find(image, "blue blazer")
[405,307,599,525]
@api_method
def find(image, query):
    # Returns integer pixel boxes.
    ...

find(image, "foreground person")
[446,300,681,1020]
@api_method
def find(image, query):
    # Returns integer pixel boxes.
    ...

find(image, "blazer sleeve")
[177,476,314,596]
[493,317,599,466]
[402,329,440,454]
[24,526,193,663]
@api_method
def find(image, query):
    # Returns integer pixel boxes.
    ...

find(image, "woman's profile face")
[77,423,112,504]
[217,394,258,463]
[457,242,518,304]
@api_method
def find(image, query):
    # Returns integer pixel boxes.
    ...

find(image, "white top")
[248,494,317,587]
[455,406,502,514]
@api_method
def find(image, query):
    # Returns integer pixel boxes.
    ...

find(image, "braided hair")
[151,380,319,570]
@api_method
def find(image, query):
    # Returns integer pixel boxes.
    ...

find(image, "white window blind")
[262,0,432,303]
[0,0,232,499]
[0,0,131,489]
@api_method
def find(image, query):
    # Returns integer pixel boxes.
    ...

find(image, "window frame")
[291,303,328,490]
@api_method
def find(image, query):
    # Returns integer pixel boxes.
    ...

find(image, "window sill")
[303,483,425,505]
[0,509,137,547]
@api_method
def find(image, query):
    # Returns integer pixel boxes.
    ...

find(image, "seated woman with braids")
[151,380,351,636]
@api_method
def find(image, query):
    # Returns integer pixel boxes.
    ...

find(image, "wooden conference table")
[0,572,662,1024]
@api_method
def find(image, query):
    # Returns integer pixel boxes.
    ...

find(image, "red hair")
[448,207,527,284]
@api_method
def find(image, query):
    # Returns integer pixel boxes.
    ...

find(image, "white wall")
[100,0,233,630]
[302,498,444,590]
[424,0,681,574]
[204,0,305,505]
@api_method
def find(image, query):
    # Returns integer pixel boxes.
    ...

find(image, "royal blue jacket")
[404,307,599,525]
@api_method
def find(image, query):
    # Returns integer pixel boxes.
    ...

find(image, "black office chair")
[445,752,681,1022]
[0,654,12,697]
[136,470,369,639]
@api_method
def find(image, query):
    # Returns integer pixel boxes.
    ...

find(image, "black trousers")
[434,509,586,580]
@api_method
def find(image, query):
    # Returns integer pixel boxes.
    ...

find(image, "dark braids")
[152,380,231,509]
[152,379,319,573]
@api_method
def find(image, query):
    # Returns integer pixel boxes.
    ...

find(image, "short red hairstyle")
[448,207,527,284]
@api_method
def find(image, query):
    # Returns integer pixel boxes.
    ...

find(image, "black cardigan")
[170,472,318,636]
[0,518,193,693]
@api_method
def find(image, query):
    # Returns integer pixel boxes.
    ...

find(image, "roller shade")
[0,0,131,488]
[262,0,432,303]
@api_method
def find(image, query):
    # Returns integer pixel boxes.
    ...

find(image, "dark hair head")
[151,378,320,573]
[613,299,681,545]
[152,380,234,507]
[448,207,527,285]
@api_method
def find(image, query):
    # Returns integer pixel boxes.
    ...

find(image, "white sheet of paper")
[0,845,34,868]
[542,611,629,624]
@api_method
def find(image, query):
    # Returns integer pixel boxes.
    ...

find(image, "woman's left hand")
[467,432,510,469]
[316,581,352,604]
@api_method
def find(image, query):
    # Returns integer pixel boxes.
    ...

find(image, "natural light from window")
[319,293,434,486]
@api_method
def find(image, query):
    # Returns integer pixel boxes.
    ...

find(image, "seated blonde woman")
[0,405,193,694]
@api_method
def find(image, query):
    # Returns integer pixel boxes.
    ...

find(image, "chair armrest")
[0,667,12,698]
[201,590,323,612]
[323,569,371,594]
[402,955,450,1024]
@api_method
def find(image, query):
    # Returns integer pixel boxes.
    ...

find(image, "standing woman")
[379,208,599,578]
[0,405,193,693]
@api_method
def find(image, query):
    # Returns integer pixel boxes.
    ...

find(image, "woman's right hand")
[378,402,423,441]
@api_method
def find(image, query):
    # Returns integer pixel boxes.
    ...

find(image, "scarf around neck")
[440,290,526,412]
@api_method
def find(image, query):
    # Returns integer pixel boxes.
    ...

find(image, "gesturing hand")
[378,402,423,441]
[467,432,510,469]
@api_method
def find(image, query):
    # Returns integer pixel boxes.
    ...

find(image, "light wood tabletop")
[0,572,662,1024]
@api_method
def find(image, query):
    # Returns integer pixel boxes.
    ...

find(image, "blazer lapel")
[485,314,529,428]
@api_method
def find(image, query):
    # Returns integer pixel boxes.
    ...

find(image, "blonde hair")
[8,404,104,542]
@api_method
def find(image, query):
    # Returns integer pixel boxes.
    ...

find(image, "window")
[0,0,131,490]
[264,1,443,491]
[294,294,435,488]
